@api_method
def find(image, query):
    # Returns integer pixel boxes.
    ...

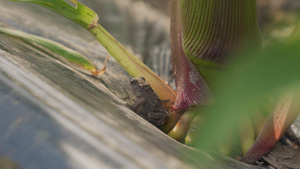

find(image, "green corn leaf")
[0,27,97,74]
[169,0,261,111]
[11,0,98,29]
[170,0,212,112]
[179,0,261,85]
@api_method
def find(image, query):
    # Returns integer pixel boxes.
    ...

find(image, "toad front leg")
[147,111,169,127]
[127,98,146,112]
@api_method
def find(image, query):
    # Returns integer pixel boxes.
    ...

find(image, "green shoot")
[10,0,177,110]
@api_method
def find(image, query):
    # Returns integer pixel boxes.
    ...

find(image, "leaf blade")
[0,27,97,74]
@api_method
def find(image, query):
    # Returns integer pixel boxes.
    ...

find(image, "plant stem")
[161,109,186,133]
[88,23,176,110]
[168,109,198,143]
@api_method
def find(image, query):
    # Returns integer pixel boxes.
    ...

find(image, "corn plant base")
[0,1,269,168]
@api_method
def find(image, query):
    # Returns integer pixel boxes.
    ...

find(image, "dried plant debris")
[256,143,300,169]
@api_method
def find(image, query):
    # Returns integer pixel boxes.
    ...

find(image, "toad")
[127,77,169,127]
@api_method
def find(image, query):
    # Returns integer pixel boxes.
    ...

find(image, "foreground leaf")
[193,38,300,160]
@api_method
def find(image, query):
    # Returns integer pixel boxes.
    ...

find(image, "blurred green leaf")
[193,39,300,152]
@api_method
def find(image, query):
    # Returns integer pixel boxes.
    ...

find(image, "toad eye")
[130,78,138,84]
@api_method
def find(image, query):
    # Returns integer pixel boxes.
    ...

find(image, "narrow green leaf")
[11,0,99,29]
[0,27,97,74]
